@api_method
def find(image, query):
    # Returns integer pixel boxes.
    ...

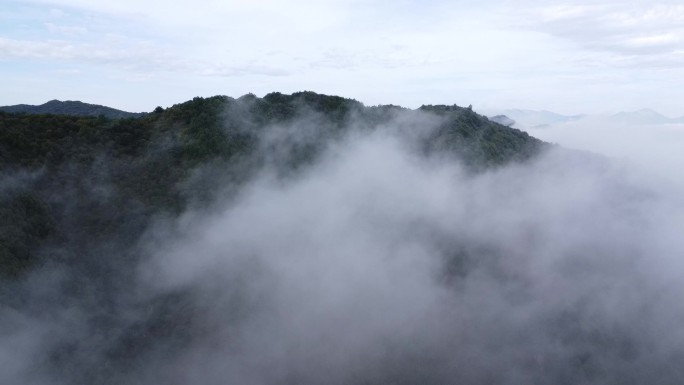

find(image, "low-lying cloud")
[528,117,684,190]
[3,109,684,384]
[135,118,684,383]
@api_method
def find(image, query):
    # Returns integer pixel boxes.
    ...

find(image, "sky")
[1,0,683,116]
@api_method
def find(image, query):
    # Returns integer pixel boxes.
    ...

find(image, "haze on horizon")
[1,0,683,117]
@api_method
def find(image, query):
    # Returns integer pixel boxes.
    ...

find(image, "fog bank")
[3,107,684,384]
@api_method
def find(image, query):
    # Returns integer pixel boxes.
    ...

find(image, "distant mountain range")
[609,108,684,125]
[488,108,684,129]
[0,100,146,119]
[492,109,586,129]
[4,100,682,129]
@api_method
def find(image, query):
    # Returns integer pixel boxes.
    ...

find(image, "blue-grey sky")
[1,0,683,115]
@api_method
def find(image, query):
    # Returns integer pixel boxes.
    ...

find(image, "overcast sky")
[1,0,683,115]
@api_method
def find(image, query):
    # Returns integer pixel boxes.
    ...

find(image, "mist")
[528,118,684,190]
[3,102,684,384]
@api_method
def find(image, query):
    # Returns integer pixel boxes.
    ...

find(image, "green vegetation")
[0,92,555,384]
[0,192,55,277]
[419,104,543,168]
[0,92,546,279]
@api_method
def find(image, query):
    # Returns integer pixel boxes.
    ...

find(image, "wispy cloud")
[0,36,168,67]
[2,0,683,114]
[522,2,684,67]
[43,22,88,36]
[0,36,296,77]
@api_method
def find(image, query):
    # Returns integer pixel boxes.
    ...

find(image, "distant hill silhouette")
[489,115,515,127]
[610,108,684,125]
[0,99,146,119]
[498,109,585,128]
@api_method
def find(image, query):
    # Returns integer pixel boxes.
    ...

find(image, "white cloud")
[0,36,164,64]
[43,22,88,36]
[538,4,608,21]
[626,33,680,48]
[1,0,683,115]
[526,2,684,61]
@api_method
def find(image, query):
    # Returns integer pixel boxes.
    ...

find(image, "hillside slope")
[1,91,545,277]
[0,91,569,385]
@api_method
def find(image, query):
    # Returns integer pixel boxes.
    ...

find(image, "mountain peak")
[0,100,145,119]
[610,108,676,124]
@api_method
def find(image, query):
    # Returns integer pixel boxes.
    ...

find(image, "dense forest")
[0,92,544,279]
[4,92,681,385]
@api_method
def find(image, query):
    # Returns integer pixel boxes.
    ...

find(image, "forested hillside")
[0,92,544,279]
[12,92,678,385]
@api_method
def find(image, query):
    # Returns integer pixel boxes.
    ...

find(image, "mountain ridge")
[488,107,684,128]
[0,91,547,278]
[0,99,146,119]
[4,91,673,385]
[609,108,684,125]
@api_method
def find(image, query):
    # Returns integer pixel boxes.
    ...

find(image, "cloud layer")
[2,106,681,384]
[130,119,684,384]
[1,0,682,114]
